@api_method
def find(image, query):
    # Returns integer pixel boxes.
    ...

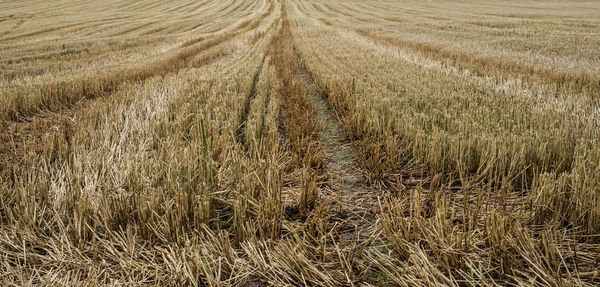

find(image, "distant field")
[1,0,599,285]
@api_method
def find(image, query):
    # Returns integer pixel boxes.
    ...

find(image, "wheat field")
[1,0,599,285]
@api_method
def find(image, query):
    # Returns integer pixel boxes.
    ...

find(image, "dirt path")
[293,47,378,242]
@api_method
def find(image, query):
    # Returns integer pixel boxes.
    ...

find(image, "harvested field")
[1,0,599,285]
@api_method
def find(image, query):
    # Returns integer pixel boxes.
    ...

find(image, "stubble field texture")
[1,0,599,285]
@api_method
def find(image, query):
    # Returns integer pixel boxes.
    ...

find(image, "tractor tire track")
[295,48,378,241]
[283,10,379,243]
[236,54,267,149]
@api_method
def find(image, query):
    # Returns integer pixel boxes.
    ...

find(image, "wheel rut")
[235,54,267,149]
[292,46,378,242]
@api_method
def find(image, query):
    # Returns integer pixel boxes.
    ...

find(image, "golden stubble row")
[0,0,272,121]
